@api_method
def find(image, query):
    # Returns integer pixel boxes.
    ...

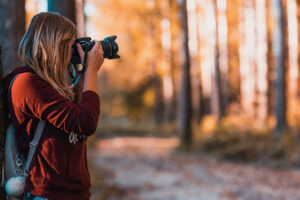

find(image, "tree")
[187,0,203,124]
[0,0,25,75]
[227,0,240,105]
[212,0,223,122]
[254,0,268,122]
[296,0,300,98]
[169,0,180,122]
[178,0,192,146]
[239,0,260,119]
[266,0,275,117]
[148,0,164,125]
[195,1,204,122]
[273,0,288,134]
[160,0,175,123]
[48,0,76,24]
[76,0,86,37]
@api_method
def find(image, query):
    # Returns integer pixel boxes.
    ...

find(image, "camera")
[71,35,120,65]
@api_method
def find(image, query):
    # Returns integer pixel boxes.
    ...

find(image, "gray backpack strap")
[8,75,19,92]
[8,73,46,177]
[24,120,45,176]
[8,74,21,155]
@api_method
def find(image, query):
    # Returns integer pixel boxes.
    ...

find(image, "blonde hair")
[18,12,76,100]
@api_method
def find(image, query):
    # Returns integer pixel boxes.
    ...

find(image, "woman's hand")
[76,40,103,94]
[76,40,104,72]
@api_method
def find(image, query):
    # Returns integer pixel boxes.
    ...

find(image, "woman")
[3,12,103,200]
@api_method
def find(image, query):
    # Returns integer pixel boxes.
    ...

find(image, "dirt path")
[89,137,300,200]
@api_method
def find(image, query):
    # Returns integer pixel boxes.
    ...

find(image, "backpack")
[3,74,45,199]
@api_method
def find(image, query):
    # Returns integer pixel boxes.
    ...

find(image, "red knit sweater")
[3,66,100,200]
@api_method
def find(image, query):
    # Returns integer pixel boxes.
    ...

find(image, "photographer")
[3,12,103,200]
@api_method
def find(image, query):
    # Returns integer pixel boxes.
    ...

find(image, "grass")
[195,115,300,167]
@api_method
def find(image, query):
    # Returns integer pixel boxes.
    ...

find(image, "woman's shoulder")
[11,70,66,112]
[15,71,42,83]
[12,71,55,101]
[14,71,48,90]
[5,66,44,89]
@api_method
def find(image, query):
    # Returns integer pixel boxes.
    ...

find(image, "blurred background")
[2,0,300,199]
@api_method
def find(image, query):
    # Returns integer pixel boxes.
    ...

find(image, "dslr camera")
[71,35,120,65]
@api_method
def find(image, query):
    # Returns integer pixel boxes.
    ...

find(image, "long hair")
[18,12,76,100]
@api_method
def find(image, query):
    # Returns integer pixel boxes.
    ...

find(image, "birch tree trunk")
[197,0,215,116]
[273,0,288,134]
[178,0,192,146]
[239,0,256,118]
[254,0,268,123]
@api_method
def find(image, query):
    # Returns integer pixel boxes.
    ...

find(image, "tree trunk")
[0,0,25,75]
[76,0,86,37]
[169,0,179,122]
[178,0,192,146]
[212,0,223,123]
[48,0,77,24]
[196,0,214,116]
[196,2,204,122]
[239,0,257,118]
[254,0,268,123]
[227,0,240,106]
[286,0,298,125]
[266,0,275,117]
[153,72,164,125]
[148,1,165,126]
[296,0,300,98]
[187,0,202,124]
[161,0,175,123]
[273,0,288,134]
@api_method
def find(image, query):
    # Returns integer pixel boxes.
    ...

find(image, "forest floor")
[88,136,300,200]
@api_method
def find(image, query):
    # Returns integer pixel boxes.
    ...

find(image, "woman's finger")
[92,40,102,52]
[76,43,85,62]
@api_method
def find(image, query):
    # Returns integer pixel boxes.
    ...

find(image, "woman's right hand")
[76,40,103,94]
[76,40,104,72]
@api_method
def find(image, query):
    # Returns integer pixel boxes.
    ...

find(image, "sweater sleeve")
[11,72,100,136]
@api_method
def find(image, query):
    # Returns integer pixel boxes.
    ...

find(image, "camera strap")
[70,49,89,87]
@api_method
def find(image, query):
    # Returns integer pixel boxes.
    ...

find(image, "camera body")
[71,35,120,65]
